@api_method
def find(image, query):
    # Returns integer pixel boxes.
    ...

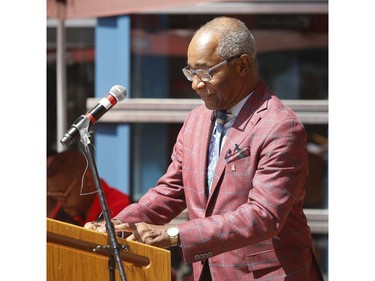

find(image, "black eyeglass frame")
[182,55,241,82]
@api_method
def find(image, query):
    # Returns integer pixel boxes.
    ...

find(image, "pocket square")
[225,146,250,163]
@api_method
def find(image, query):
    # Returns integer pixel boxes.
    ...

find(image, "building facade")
[47,2,328,278]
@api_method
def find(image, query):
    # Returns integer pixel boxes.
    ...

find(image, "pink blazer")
[115,80,323,280]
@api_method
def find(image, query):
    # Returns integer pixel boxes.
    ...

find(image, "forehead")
[187,32,220,67]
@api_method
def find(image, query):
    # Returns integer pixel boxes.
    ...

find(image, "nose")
[191,75,205,91]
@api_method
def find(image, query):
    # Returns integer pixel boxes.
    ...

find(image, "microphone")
[60,85,127,146]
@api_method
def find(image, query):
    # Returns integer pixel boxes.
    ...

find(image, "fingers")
[84,221,170,248]
[114,222,133,232]
[84,220,133,234]
[83,222,96,230]
[84,221,102,230]
[123,223,171,248]
[126,233,136,241]
[83,220,106,232]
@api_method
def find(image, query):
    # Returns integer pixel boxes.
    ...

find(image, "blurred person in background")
[47,150,131,226]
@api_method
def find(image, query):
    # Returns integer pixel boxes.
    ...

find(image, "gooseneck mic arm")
[81,137,127,281]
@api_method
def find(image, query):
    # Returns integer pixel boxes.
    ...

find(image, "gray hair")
[195,17,257,60]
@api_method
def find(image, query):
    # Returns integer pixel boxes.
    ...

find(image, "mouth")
[197,91,213,100]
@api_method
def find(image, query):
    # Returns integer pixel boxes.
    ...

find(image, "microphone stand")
[76,119,127,281]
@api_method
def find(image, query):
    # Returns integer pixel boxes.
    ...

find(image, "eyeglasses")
[47,178,78,199]
[182,55,241,82]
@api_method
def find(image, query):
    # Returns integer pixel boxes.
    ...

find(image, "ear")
[238,54,251,77]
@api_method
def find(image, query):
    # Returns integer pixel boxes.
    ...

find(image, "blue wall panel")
[94,16,131,195]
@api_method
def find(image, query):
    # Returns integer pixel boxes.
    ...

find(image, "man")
[85,17,324,280]
[47,150,131,226]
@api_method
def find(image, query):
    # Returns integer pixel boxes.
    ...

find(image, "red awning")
[47,0,225,19]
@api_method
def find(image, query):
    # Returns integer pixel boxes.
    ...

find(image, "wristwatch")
[167,226,179,247]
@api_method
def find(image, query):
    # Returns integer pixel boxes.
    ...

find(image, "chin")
[203,103,216,110]
[201,98,215,109]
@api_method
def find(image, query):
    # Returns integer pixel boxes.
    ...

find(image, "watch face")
[167,227,179,236]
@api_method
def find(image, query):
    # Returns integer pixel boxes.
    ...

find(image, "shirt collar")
[227,91,253,118]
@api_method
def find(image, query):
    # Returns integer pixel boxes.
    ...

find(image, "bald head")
[194,17,257,61]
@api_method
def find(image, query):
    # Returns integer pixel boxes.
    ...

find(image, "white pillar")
[56,19,67,152]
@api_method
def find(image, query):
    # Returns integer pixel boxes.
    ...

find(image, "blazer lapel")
[207,81,271,202]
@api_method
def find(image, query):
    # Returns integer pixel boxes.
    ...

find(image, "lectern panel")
[47,218,171,281]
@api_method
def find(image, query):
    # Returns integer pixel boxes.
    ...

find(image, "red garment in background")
[50,179,131,226]
[83,179,132,225]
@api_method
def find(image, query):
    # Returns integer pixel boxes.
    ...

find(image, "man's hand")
[84,220,173,249]
[84,220,107,233]
[117,222,172,248]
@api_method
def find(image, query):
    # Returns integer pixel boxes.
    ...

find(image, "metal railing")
[87,98,328,124]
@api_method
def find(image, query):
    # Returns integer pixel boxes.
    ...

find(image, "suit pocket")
[246,249,281,272]
[223,146,252,193]
[246,247,312,275]
[225,146,250,164]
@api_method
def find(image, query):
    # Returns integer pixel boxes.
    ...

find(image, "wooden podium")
[47,218,171,281]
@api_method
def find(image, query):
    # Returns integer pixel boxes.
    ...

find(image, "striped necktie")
[207,110,227,191]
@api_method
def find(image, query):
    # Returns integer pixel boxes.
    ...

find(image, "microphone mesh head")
[109,85,127,102]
